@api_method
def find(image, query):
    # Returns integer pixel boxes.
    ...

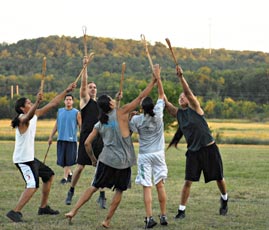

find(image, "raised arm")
[20,92,43,125]
[80,56,90,109]
[176,65,203,114]
[36,82,76,117]
[164,94,178,118]
[154,64,164,99]
[120,77,157,115]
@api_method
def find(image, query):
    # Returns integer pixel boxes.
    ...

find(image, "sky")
[1,0,269,53]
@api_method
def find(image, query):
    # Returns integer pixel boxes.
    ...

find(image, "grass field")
[0,141,268,230]
[1,119,269,145]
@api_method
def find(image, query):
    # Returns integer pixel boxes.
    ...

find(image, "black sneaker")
[144,216,157,229]
[219,197,228,215]
[6,210,23,222]
[38,205,59,215]
[175,210,185,220]
[97,196,107,209]
[60,178,67,184]
[159,215,168,225]
[67,174,72,183]
[65,190,74,205]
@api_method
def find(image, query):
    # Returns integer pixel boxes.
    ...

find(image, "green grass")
[0,141,268,229]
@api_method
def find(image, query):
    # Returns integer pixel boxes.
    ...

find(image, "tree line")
[0,35,269,126]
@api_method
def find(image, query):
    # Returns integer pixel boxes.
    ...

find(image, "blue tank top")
[57,108,79,142]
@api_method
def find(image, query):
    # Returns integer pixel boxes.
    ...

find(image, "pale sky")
[1,0,269,53]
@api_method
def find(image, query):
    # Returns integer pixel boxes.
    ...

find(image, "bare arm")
[164,94,178,117]
[115,91,123,109]
[36,82,76,117]
[48,121,57,145]
[19,92,43,133]
[84,128,98,166]
[176,66,203,114]
[77,112,82,131]
[154,64,164,99]
[80,56,90,109]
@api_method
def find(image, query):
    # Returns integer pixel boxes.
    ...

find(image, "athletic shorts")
[57,141,77,167]
[185,143,224,183]
[16,158,55,188]
[77,135,103,165]
[91,161,131,191]
[135,151,168,187]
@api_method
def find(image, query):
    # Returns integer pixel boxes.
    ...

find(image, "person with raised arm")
[129,64,168,228]
[165,65,228,220]
[7,82,76,223]
[65,72,157,229]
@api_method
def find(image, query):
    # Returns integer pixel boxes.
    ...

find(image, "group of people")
[7,56,228,229]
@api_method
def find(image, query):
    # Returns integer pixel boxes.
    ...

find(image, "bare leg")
[180,180,192,206]
[65,186,98,220]
[40,175,54,208]
[102,189,123,228]
[14,188,37,212]
[70,164,85,188]
[156,180,167,215]
[143,186,152,217]
[217,179,227,195]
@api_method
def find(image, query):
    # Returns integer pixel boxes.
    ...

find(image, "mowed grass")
[0,141,268,230]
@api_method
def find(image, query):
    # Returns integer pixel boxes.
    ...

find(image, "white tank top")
[13,115,37,163]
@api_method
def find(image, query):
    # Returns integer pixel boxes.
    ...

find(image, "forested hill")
[0,35,268,121]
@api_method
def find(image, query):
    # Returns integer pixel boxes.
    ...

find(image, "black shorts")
[77,134,103,165]
[16,158,54,188]
[185,143,224,183]
[92,161,131,191]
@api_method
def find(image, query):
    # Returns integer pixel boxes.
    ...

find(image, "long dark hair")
[97,95,112,124]
[142,97,155,117]
[11,97,27,128]
[167,126,183,149]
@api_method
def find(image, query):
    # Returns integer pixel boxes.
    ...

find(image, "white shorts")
[135,150,168,187]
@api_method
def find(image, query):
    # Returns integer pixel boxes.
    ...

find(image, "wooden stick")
[119,62,126,92]
[74,52,95,84]
[43,143,51,164]
[40,57,46,93]
[165,38,179,66]
[140,34,155,74]
[82,25,87,56]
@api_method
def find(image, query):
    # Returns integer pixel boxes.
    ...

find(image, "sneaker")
[175,210,185,220]
[67,174,72,183]
[144,216,157,229]
[38,205,59,215]
[97,196,107,209]
[60,178,67,184]
[159,215,168,225]
[6,210,23,222]
[65,190,74,205]
[219,197,228,215]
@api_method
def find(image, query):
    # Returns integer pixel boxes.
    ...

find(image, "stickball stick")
[82,25,87,56]
[140,34,155,75]
[40,57,46,93]
[119,62,126,92]
[74,52,95,84]
[43,143,51,164]
[165,38,179,66]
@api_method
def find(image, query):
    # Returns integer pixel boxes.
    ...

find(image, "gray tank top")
[177,107,214,152]
[94,109,136,169]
